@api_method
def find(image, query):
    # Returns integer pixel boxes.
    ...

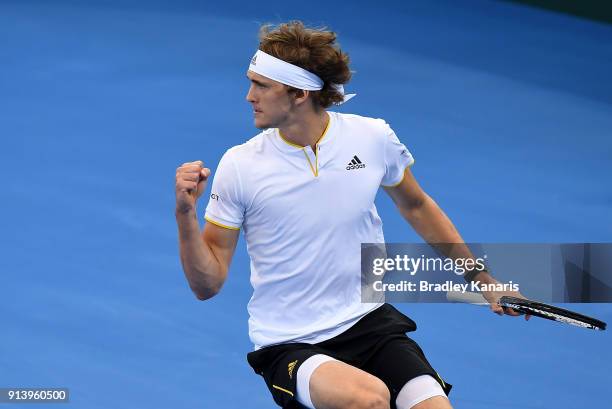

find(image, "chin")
[254,118,271,130]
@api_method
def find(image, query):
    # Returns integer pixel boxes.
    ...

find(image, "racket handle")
[446,291,488,305]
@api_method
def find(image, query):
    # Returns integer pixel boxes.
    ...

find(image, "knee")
[361,391,390,409]
[349,380,390,409]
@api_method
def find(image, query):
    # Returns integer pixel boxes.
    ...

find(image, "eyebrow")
[247,75,268,87]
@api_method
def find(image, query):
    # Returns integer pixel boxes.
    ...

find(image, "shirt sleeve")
[204,150,244,230]
[381,123,415,187]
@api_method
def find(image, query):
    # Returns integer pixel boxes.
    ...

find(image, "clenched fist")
[175,161,211,213]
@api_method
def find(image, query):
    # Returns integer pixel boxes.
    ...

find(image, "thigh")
[248,345,322,408]
[308,359,391,409]
[248,344,392,409]
[361,336,452,405]
[411,396,453,409]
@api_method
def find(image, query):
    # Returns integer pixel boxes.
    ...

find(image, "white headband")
[249,50,356,105]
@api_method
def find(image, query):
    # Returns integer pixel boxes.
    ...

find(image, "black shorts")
[247,304,452,409]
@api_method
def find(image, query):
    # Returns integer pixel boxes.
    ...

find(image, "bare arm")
[384,167,525,317]
[175,161,239,300]
[176,209,239,300]
[383,167,465,248]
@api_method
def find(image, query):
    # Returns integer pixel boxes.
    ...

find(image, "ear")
[293,89,310,106]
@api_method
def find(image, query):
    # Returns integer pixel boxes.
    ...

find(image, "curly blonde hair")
[258,21,352,108]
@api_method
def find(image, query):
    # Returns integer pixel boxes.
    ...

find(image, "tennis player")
[175,21,525,409]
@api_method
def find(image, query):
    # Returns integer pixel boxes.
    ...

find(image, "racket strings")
[504,302,601,330]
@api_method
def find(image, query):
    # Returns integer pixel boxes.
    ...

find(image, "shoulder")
[331,112,394,149]
[331,112,392,136]
[221,129,273,161]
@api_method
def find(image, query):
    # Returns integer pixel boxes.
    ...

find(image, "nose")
[246,84,256,103]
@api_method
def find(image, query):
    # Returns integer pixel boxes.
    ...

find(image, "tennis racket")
[447,291,607,331]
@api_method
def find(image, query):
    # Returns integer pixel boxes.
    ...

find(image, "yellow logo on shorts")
[288,360,298,379]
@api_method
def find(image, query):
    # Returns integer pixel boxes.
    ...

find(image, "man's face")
[246,71,295,129]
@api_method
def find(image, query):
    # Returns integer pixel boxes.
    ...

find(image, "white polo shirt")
[204,111,414,349]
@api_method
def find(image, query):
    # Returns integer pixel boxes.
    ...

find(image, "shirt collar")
[270,112,335,153]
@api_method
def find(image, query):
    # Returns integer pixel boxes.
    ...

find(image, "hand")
[175,161,211,213]
[478,276,531,321]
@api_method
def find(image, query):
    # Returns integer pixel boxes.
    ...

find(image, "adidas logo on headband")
[248,49,356,104]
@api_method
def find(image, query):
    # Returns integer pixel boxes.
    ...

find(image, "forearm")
[399,194,497,282]
[176,208,226,300]
[399,193,463,245]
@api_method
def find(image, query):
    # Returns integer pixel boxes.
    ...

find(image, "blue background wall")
[1,1,611,408]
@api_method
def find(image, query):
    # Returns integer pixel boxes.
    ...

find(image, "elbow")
[184,264,228,301]
[195,293,214,301]
[191,282,222,301]
[407,191,428,210]
[193,288,218,301]
[401,196,426,218]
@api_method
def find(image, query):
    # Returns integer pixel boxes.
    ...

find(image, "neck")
[278,110,330,150]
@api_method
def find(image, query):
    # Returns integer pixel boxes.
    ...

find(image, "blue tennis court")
[1,0,611,408]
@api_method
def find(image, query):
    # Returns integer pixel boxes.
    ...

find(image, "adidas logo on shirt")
[346,155,366,170]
